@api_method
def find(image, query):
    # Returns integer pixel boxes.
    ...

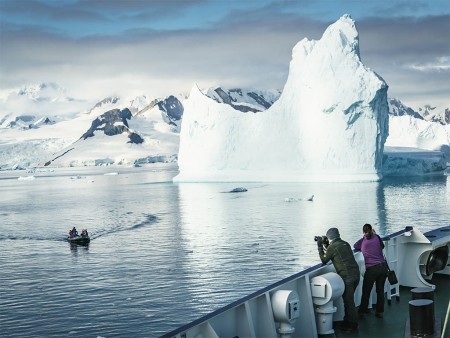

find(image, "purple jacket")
[354,235,385,267]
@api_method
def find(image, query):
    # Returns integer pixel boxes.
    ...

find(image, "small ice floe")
[229,187,248,193]
[284,195,314,202]
[104,172,118,176]
[18,176,35,180]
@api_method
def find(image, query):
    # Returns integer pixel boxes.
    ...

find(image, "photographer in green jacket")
[317,227,360,332]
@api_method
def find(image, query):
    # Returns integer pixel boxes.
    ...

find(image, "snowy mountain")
[175,15,390,182]
[389,98,450,126]
[17,82,75,102]
[0,86,184,169]
[38,95,183,167]
[0,115,55,130]
[205,87,281,113]
[0,82,88,130]
[87,96,120,115]
[134,95,184,131]
[388,98,424,120]
[419,105,450,125]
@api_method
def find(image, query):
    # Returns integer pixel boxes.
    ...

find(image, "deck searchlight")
[310,272,345,335]
[271,290,300,338]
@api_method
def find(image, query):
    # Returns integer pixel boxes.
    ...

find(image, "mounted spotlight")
[271,290,300,338]
[425,246,449,276]
[310,272,345,335]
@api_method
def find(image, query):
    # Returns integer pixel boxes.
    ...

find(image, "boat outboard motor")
[271,290,300,338]
[425,246,449,276]
[310,272,345,335]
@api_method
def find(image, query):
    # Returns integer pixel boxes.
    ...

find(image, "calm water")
[0,165,449,337]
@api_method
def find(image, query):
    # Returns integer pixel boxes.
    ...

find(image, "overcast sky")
[0,0,449,109]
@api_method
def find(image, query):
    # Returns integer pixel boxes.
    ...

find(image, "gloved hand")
[323,237,330,248]
[316,237,323,248]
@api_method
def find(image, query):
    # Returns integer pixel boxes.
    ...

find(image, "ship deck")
[335,273,450,338]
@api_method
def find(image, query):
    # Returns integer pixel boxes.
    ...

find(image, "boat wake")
[128,214,159,230]
[92,213,160,239]
[0,234,67,242]
[0,213,160,242]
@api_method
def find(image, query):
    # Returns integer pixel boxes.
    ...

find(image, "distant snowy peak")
[0,114,56,130]
[418,105,450,125]
[17,82,74,102]
[81,108,143,144]
[420,104,437,118]
[136,95,183,120]
[131,95,183,133]
[12,116,54,129]
[87,96,120,114]
[205,87,281,113]
[90,94,183,122]
[388,98,423,120]
[434,108,450,125]
[389,98,449,125]
[156,95,184,121]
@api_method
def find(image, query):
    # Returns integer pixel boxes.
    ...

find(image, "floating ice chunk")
[228,187,248,193]
[284,195,314,202]
[18,176,35,180]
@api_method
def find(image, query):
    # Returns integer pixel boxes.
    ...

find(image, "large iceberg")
[174,15,389,182]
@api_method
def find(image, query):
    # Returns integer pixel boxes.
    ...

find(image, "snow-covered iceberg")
[386,115,450,161]
[383,146,447,176]
[174,15,389,182]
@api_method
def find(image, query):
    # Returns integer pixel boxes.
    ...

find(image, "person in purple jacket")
[353,223,388,318]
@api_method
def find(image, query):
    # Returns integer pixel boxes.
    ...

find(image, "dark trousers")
[342,274,360,325]
[359,263,387,314]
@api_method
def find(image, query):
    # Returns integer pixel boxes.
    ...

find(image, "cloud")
[0,1,449,110]
[354,15,450,107]
[406,56,450,72]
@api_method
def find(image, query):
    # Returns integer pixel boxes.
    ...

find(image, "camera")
[314,236,329,247]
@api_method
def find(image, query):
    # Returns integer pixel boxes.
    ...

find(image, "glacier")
[174,15,389,182]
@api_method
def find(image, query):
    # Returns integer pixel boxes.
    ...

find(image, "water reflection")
[376,180,388,234]
[69,242,90,256]
[176,177,449,279]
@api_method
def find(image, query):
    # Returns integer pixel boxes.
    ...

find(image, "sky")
[0,0,449,110]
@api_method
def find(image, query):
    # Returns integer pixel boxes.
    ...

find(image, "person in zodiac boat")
[67,227,90,245]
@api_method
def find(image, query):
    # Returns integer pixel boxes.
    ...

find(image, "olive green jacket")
[318,238,359,278]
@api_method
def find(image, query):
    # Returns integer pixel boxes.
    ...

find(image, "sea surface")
[0,164,449,337]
